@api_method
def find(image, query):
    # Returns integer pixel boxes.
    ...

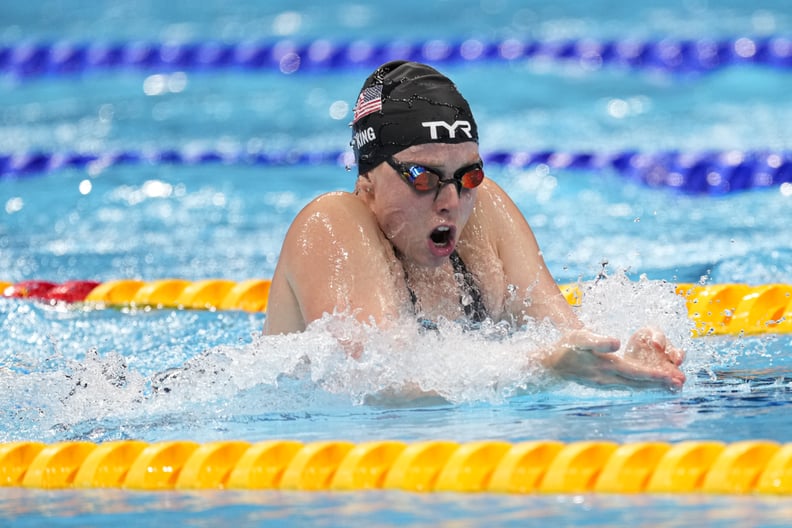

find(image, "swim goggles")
[386,157,485,196]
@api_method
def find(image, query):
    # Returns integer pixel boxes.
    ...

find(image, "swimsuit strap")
[449,250,489,323]
[399,248,489,323]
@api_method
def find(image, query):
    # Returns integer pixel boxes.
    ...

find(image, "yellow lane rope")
[2,279,791,335]
[2,439,791,493]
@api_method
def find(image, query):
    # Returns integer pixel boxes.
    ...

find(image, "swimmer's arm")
[540,328,686,390]
[475,179,581,329]
[476,181,685,390]
[266,192,402,334]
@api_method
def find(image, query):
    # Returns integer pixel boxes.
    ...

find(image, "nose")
[433,180,461,212]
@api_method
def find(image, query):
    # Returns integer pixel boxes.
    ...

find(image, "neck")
[394,247,466,320]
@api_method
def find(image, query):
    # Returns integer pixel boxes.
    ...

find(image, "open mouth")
[429,225,455,248]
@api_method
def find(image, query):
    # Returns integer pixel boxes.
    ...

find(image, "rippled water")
[3,0,792,526]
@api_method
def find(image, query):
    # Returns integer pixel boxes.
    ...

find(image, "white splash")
[0,273,719,442]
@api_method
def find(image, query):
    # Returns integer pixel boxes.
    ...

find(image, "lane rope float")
[3,279,791,336]
[2,35,791,79]
[2,148,792,195]
[2,439,791,494]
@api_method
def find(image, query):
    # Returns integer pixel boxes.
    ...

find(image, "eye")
[460,166,484,189]
[407,165,428,180]
[406,165,440,192]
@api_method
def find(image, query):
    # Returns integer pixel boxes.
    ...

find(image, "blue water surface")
[3,0,792,526]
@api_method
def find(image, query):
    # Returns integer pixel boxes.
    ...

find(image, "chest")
[395,245,506,322]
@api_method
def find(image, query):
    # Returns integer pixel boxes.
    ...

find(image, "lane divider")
[562,282,792,336]
[675,283,792,336]
[2,439,792,493]
[2,35,791,79]
[3,148,792,195]
[2,279,791,335]
[1,278,270,312]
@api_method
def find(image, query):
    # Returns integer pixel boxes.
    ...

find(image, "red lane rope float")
[2,280,101,302]
[2,279,791,335]
[2,439,792,493]
[1,278,270,312]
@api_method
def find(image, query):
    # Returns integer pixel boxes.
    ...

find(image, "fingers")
[579,356,686,391]
[624,327,686,366]
[647,327,667,350]
[553,327,686,391]
[667,346,686,366]
[634,362,686,389]
[670,368,686,389]
[565,330,621,354]
[643,327,686,367]
[624,327,659,356]
[611,359,686,391]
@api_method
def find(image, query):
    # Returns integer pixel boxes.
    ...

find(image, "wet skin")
[265,142,686,391]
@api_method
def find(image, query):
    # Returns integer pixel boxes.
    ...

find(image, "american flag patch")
[353,85,383,123]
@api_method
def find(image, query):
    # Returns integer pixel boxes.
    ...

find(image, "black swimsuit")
[403,249,489,323]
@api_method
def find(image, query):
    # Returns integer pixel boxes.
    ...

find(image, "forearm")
[505,278,584,331]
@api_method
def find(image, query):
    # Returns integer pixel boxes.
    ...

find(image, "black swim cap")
[350,61,479,174]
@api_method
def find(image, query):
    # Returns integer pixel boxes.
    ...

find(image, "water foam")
[0,274,719,442]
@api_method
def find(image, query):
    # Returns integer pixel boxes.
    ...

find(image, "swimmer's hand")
[544,327,686,391]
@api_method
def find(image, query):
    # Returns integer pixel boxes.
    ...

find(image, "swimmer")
[265,60,685,391]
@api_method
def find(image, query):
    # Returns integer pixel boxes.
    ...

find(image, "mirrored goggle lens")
[459,166,484,189]
[407,166,436,192]
[407,165,485,192]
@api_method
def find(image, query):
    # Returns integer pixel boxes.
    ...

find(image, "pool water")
[3,0,792,525]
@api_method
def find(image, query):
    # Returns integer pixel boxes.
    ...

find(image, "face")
[361,142,482,268]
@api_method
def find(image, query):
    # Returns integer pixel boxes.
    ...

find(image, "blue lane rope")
[1,36,791,78]
[2,148,791,194]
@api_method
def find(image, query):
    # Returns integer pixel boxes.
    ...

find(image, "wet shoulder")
[297,191,372,221]
[288,191,376,233]
[471,178,513,225]
[461,179,506,247]
[458,179,509,317]
[283,190,383,257]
